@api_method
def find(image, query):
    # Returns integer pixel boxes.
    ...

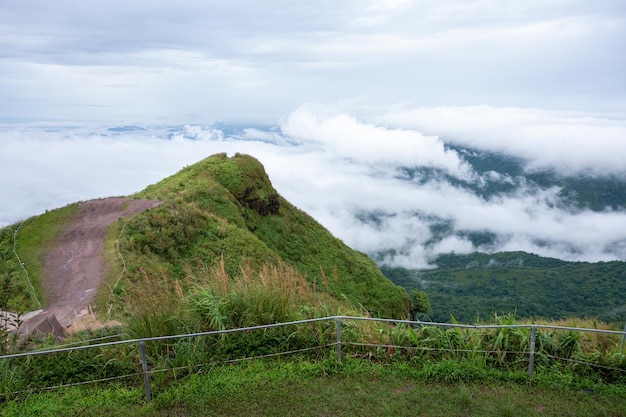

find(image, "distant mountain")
[107,125,148,133]
[356,141,626,265]
[446,144,626,211]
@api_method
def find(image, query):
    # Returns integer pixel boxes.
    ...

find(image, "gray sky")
[1,0,625,122]
[2,1,626,268]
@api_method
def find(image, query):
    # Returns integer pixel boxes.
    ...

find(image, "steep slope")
[117,153,410,319]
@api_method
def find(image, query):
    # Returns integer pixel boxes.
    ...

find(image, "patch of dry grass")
[64,307,121,336]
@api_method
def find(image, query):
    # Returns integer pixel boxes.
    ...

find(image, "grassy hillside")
[0,204,78,311]
[383,252,626,324]
[0,153,410,325]
[109,153,410,321]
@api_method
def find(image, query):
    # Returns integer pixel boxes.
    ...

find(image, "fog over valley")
[2,105,625,268]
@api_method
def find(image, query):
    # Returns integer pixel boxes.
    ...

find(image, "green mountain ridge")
[0,153,410,320]
[127,152,410,318]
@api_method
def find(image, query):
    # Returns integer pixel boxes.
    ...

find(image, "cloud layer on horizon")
[1,105,626,268]
[379,105,626,176]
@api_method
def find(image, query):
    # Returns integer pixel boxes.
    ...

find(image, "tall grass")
[365,313,626,383]
[179,259,359,362]
[186,258,347,330]
[1,312,625,403]
[117,253,625,383]
[117,257,363,368]
[124,267,187,343]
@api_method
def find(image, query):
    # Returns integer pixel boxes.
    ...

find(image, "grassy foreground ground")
[2,359,625,417]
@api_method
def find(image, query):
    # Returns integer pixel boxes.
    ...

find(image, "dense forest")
[382,251,626,324]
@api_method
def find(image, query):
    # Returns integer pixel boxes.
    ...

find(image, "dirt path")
[38,197,162,326]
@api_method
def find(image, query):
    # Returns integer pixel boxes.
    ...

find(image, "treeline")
[382,252,626,324]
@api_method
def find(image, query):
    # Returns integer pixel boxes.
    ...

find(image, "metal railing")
[343,316,626,376]
[1,316,625,402]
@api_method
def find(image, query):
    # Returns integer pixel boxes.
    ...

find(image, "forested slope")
[383,252,626,324]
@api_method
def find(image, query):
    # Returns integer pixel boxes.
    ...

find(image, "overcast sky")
[1,0,625,122]
[1,1,626,267]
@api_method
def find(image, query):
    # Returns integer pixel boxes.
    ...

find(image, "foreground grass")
[2,359,625,417]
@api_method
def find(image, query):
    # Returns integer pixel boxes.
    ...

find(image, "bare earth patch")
[37,197,161,327]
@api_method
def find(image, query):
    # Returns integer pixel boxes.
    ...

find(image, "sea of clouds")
[2,104,626,268]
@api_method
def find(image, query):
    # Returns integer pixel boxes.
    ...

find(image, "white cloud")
[380,105,626,176]
[430,236,474,255]
[282,105,473,179]
[2,105,626,269]
[275,107,626,266]
[0,124,274,225]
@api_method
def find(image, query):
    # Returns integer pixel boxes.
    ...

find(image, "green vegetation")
[2,306,625,397]
[447,144,626,211]
[1,311,625,416]
[0,204,78,311]
[3,247,625,397]
[2,358,626,417]
[121,256,356,358]
[383,252,626,324]
[2,248,625,414]
[115,153,410,321]
[2,151,626,414]
[556,174,626,211]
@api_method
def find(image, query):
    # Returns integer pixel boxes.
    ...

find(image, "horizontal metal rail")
[0,316,332,360]
[342,316,626,335]
[2,316,624,361]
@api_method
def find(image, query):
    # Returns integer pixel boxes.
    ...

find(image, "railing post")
[139,341,152,402]
[621,323,626,352]
[336,317,342,363]
[528,326,537,377]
